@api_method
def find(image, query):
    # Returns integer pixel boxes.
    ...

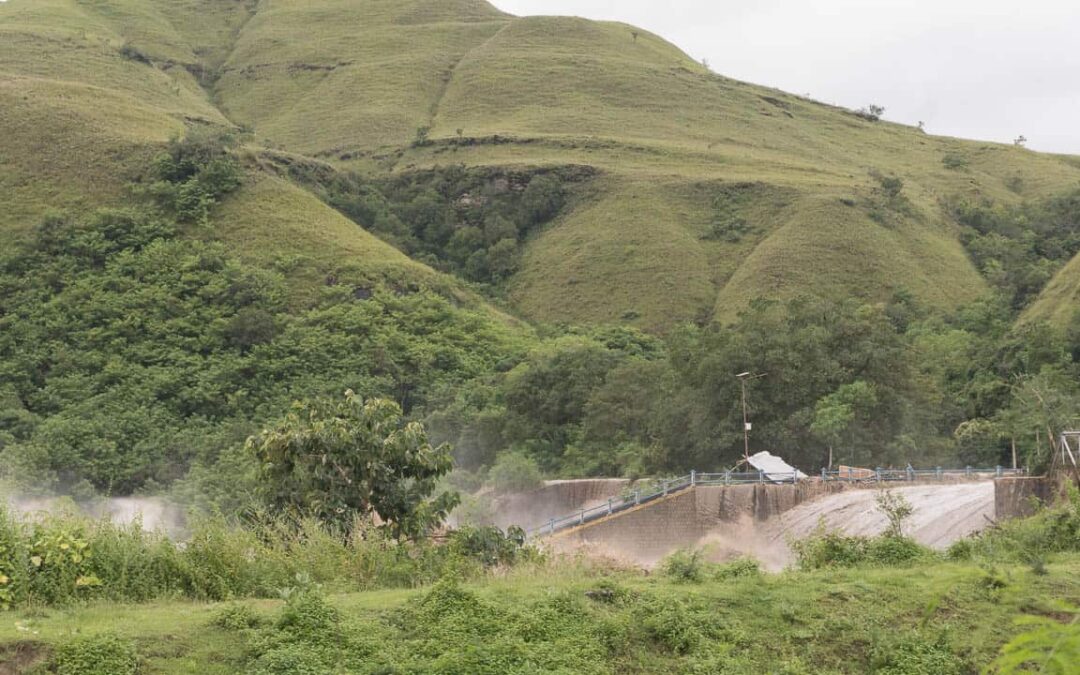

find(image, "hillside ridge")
[1,0,1078,329]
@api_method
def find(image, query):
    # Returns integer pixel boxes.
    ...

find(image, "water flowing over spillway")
[758,482,994,549]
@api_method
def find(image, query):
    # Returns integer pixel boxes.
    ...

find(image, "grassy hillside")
[1026,249,1080,327]
[0,0,517,316]
[2,0,1079,330]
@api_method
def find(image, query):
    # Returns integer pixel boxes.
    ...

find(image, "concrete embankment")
[547,481,844,566]
[488,479,629,531]
[544,478,1037,569]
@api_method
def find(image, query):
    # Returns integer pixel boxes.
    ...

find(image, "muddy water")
[696,482,994,570]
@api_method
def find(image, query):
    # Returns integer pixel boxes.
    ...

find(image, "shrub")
[447,525,532,568]
[868,630,965,675]
[949,485,1080,563]
[661,548,705,583]
[412,126,432,147]
[713,557,760,581]
[147,129,242,224]
[942,153,969,170]
[793,525,932,570]
[118,43,151,65]
[875,490,914,538]
[211,603,265,631]
[487,452,543,494]
[53,633,138,675]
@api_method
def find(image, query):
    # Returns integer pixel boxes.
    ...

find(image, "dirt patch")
[0,641,50,674]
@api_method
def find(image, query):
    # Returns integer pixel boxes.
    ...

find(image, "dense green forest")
[0,133,1078,508]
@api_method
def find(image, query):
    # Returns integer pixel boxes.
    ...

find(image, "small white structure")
[747,451,808,483]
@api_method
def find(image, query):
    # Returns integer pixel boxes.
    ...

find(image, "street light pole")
[737,372,751,464]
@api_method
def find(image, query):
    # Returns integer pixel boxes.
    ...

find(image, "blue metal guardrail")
[528,466,1025,537]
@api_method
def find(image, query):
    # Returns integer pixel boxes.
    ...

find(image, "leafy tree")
[146,130,242,224]
[247,391,458,538]
[875,490,914,538]
[487,452,542,494]
[811,381,878,468]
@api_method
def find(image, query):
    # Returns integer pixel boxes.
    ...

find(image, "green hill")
[2,0,1079,330]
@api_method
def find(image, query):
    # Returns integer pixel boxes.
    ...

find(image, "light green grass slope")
[0,0,507,316]
[4,0,1080,329]
[1025,249,1080,327]
[214,0,511,155]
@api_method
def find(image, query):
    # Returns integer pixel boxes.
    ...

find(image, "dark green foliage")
[0,199,528,494]
[486,452,542,494]
[146,130,242,224]
[867,170,911,224]
[118,43,151,65]
[446,525,530,568]
[660,548,705,583]
[53,633,138,675]
[793,529,933,570]
[942,153,969,170]
[247,391,459,538]
[211,603,265,631]
[703,183,761,242]
[950,190,1080,309]
[290,163,580,286]
[948,486,1080,562]
[868,631,965,675]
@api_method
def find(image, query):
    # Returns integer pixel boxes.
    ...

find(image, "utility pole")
[736,372,764,464]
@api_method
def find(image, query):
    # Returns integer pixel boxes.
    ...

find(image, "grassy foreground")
[2,555,1078,674]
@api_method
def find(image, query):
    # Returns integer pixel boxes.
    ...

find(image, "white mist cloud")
[493,0,1080,154]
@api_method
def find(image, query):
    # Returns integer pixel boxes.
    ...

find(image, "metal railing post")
[579,509,585,525]
[691,470,696,486]
[996,465,1002,478]
[758,470,764,484]
[821,467,827,481]
[936,466,942,481]
[875,467,881,483]
[724,470,731,486]
[965,465,972,478]
[607,498,613,515]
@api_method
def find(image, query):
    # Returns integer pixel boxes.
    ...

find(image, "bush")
[793,526,932,570]
[147,129,242,224]
[211,603,265,631]
[118,43,151,65]
[447,525,532,568]
[869,630,965,675]
[661,548,705,583]
[942,153,969,170]
[713,557,760,581]
[487,452,543,494]
[947,485,1080,563]
[53,633,138,675]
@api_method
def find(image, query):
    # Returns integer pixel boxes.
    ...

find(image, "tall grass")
[0,506,493,609]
